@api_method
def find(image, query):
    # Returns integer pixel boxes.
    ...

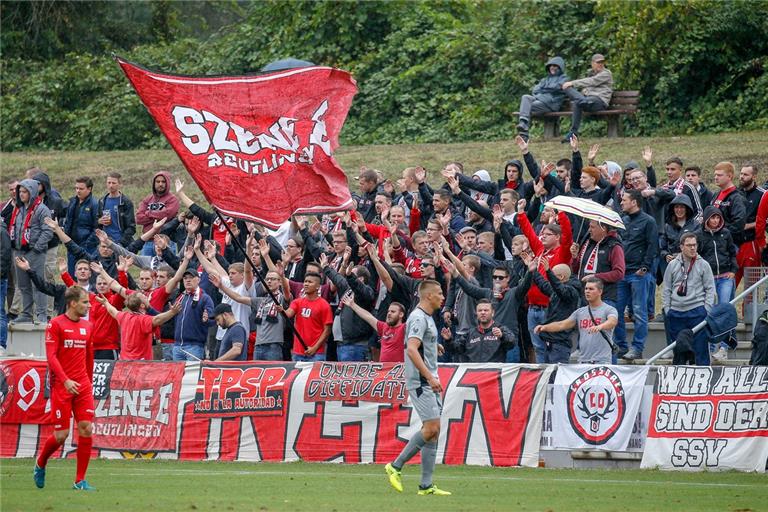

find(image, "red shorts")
[50,382,94,430]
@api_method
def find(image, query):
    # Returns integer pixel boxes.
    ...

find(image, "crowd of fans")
[1,135,766,366]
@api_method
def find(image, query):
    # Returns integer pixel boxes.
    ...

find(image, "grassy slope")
[1,458,766,512]
[2,131,767,207]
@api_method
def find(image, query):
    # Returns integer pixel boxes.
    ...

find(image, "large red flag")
[117,57,356,229]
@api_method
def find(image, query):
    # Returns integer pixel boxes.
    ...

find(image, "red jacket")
[517,211,573,307]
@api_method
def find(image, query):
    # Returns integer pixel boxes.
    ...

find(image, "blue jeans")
[0,278,7,348]
[647,257,659,317]
[614,273,649,353]
[505,345,521,363]
[161,343,174,361]
[666,306,709,365]
[255,343,284,361]
[547,343,571,364]
[292,352,327,362]
[337,344,368,362]
[527,306,548,363]
[711,276,735,352]
[173,343,205,361]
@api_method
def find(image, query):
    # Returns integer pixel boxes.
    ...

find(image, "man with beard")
[135,171,179,256]
[736,163,764,285]
[342,292,406,363]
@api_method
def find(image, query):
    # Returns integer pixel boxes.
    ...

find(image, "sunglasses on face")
[420,262,434,268]
[492,275,506,280]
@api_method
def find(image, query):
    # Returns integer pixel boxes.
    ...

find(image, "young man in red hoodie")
[517,205,573,363]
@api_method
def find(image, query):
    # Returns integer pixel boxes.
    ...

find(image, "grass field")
[1,458,766,512]
[2,131,767,208]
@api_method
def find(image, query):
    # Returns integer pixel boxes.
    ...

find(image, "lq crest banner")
[552,365,649,451]
[117,58,356,229]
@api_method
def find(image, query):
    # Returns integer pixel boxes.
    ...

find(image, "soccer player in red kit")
[33,286,96,491]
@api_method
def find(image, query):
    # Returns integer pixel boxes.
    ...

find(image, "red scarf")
[505,180,520,190]
[8,196,42,248]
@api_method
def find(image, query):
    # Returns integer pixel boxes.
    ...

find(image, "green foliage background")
[1,0,767,151]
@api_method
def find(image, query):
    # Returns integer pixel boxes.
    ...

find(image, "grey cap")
[591,53,606,63]
[459,226,477,235]
[623,160,640,172]
[183,268,199,278]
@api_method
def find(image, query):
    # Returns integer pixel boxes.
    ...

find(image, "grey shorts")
[409,386,443,422]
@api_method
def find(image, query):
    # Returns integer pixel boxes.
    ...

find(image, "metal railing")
[645,268,768,365]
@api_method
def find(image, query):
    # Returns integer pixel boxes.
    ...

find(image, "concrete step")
[625,321,754,361]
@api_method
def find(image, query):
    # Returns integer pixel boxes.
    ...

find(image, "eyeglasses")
[628,176,643,182]
[492,275,507,280]
[420,262,434,268]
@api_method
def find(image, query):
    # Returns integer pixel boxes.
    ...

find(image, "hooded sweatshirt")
[31,172,65,249]
[136,170,180,233]
[660,194,700,260]
[698,206,738,275]
[532,269,582,348]
[531,56,569,111]
[662,253,715,313]
[9,179,52,253]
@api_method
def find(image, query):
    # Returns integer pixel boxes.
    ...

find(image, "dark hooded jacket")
[31,172,65,250]
[531,56,569,111]
[9,179,53,253]
[64,187,99,251]
[135,170,180,234]
[491,159,535,204]
[533,269,582,348]
[660,194,700,261]
[698,206,738,275]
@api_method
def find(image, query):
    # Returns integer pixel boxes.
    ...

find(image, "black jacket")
[698,206,738,275]
[660,194,700,260]
[323,267,375,345]
[710,187,746,245]
[451,322,515,363]
[620,209,659,272]
[98,192,136,247]
[533,270,582,348]
[0,219,10,279]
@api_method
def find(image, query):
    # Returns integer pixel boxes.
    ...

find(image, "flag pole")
[212,209,308,351]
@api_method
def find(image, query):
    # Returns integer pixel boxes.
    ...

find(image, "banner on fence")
[641,366,768,472]
[551,365,649,451]
[0,361,553,467]
[92,361,184,452]
[0,359,49,424]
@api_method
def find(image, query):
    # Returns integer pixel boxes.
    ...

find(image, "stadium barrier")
[1,360,765,472]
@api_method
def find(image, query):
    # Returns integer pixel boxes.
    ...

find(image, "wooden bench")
[515,90,639,139]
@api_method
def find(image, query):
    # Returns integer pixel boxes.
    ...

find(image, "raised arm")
[340,292,379,331]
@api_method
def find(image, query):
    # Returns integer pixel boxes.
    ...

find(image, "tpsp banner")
[117,58,356,229]
[552,365,649,451]
[641,366,768,472]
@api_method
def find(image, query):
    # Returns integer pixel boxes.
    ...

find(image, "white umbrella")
[544,195,625,229]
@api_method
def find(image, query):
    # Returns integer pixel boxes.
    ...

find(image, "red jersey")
[148,285,170,312]
[289,295,332,356]
[117,311,155,361]
[45,314,94,387]
[62,270,127,350]
[376,321,405,363]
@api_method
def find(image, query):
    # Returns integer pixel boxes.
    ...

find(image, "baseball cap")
[623,161,640,172]
[213,303,232,317]
[459,226,477,235]
[591,53,606,63]
[183,268,199,278]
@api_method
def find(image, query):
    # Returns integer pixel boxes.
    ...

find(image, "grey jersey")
[568,303,618,364]
[404,307,439,390]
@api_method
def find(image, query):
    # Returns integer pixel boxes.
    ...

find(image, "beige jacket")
[571,68,613,106]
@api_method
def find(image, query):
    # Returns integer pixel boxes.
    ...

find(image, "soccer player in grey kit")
[385,280,451,496]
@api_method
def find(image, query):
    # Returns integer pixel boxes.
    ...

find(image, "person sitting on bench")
[561,53,614,142]
[516,56,569,142]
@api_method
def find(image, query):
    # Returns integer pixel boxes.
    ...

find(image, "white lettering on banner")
[95,389,172,425]
[670,439,727,468]
[656,367,712,395]
[15,369,41,412]
[653,401,713,432]
[641,367,768,472]
[171,103,331,172]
